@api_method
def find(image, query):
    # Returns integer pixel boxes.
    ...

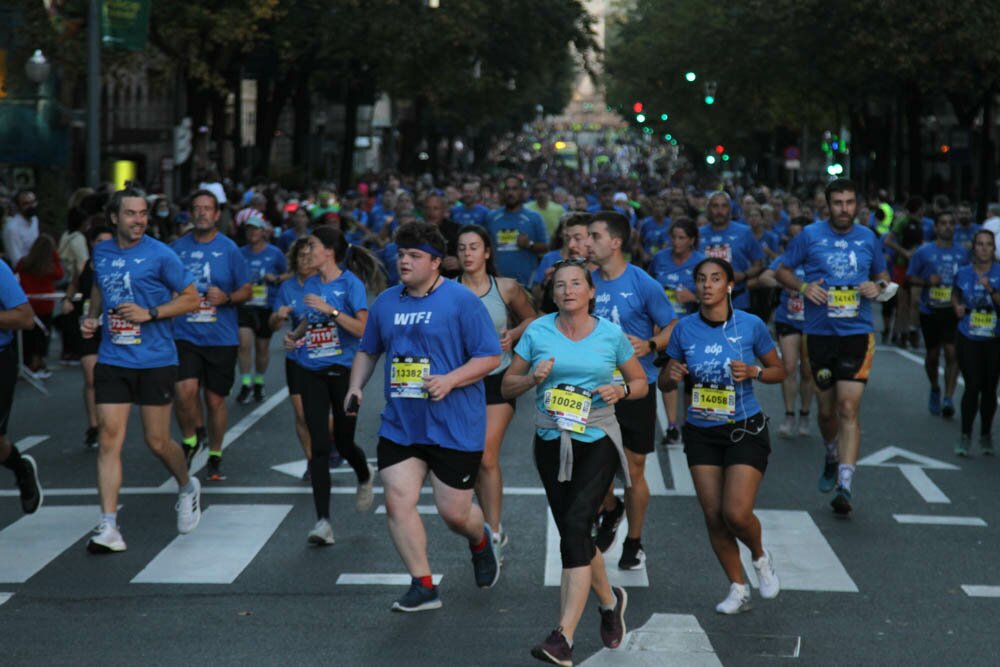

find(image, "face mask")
[156,210,170,219]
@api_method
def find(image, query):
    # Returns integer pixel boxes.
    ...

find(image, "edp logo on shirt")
[705,343,723,355]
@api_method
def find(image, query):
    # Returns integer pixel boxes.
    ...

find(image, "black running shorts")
[94,363,177,406]
[805,333,875,391]
[377,437,483,490]
[615,383,657,454]
[0,345,16,436]
[683,413,771,473]
[175,340,238,397]
[919,310,958,349]
[238,306,274,339]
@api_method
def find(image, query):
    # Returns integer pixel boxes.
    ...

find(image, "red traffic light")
[632,102,643,113]
[715,144,725,154]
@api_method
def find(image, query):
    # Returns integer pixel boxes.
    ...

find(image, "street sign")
[784,146,800,160]
[784,159,801,170]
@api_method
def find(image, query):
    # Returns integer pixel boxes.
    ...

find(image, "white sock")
[101,511,117,527]
[180,479,196,495]
[838,464,855,491]
[825,439,839,463]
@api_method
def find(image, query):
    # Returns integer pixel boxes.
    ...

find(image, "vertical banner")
[100,0,150,51]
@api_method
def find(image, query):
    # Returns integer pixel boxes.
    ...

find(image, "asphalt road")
[3,336,1000,666]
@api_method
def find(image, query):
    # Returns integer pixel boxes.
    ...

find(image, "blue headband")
[398,242,444,258]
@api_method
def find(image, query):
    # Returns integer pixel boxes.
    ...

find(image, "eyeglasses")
[552,257,588,270]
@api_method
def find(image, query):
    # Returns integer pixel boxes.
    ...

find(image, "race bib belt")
[691,383,736,422]
[496,229,519,252]
[543,383,592,434]
[108,310,141,345]
[827,286,860,318]
[928,285,952,307]
[704,244,732,263]
[390,355,431,398]
[664,288,682,312]
[249,283,268,307]
[970,309,997,338]
[188,296,217,323]
[787,294,805,321]
[305,321,342,359]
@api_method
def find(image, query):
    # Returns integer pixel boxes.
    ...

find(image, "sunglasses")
[552,257,588,270]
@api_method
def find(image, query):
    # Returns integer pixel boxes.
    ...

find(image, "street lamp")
[25,50,51,85]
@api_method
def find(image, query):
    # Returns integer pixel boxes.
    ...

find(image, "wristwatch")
[755,366,764,381]
[331,308,341,320]
[647,339,657,353]
[622,382,631,398]
[148,306,159,321]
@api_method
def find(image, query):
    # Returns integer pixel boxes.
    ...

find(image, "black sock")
[623,536,641,546]
[1,446,23,471]
[799,410,810,417]
[785,411,795,417]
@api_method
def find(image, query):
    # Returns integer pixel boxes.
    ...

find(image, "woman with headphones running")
[660,257,785,615]
[456,224,537,556]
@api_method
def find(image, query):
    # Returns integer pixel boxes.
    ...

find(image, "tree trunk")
[978,90,995,220]
[906,83,923,197]
[291,73,311,176]
[253,74,295,178]
[339,85,359,193]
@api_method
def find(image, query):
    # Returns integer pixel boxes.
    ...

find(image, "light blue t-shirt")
[93,235,195,369]
[171,232,250,347]
[954,264,1000,340]
[240,244,288,309]
[0,260,28,350]
[360,279,501,452]
[648,250,705,318]
[486,207,547,285]
[592,264,677,383]
[273,277,309,362]
[515,313,634,442]
[697,221,764,309]
[298,271,369,370]
[907,242,969,315]
[665,310,775,428]
[769,255,806,328]
[780,221,887,336]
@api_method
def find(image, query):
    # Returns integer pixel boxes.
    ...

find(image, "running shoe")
[356,463,376,513]
[942,398,955,418]
[618,538,646,571]
[715,582,751,614]
[753,550,780,599]
[980,435,995,456]
[956,434,971,457]
[777,415,794,438]
[471,524,500,588]
[205,456,226,482]
[15,455,43,514]
[391,579,442,612]
[818,460,838,493]
[176,477,202,534]
[253,383,266,403]
[594,497,625,553]
[87,521,127,553]
[797,415,810,437]
[598,586,628,649]
[36,368,52,379]
[491,526,509,566]
[530,628,573,666]
[831,485,853,516]
[662,426,681,445]
[307,518,335,545]
[236,385,253,405]
[928,388,942,416]
[84,426,99,450]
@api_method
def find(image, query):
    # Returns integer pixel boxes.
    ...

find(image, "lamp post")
[86,0,101,187]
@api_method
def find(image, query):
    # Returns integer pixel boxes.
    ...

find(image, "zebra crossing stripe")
[0,506,96,583]
[545,508,648,588]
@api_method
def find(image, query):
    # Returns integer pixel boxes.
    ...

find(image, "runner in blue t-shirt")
[503,260,645,662]
[0,259,42,515]
[776,179,892,516]
[237,216,289,403]
[485,176,548,285]
[660,256,784,615]
[907,211,969,419]
[283,226,380,546]
[80,188,202,554]
[451,181,490,227]
[648,217,704,445]
[953,203,979,252]
[346,222,502,612]
[588,211,677,571]
[637,197,671,264]
[951,229,1000,455]
[277,207,312,252]
[170,190,252,480]
[698,192,764,310]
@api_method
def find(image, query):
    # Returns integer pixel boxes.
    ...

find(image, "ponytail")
[345,243,387,293]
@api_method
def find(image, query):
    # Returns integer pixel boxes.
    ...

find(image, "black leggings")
[300,363,371,519]
[956,335,1000,436]
[534,434,619,569]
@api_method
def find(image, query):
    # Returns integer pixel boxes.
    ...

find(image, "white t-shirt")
[983,216,1000,260]
[3,214,39,267]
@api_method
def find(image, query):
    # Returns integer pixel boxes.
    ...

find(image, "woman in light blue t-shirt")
[503,259,646,665]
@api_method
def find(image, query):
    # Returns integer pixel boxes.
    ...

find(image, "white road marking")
[665,443,695,496]
[337,574,442,585]
[131,504,292,584]
[13,435,49,452]
[0,506,96,583]
[0,593,12,607]
[898,465,950,503]
[580,613,722,666]
[858,446,958,504]
[962,585,1000,598]
[0,485,551,498]
[893,514,987,526]
[271,457,377,479]
[738,509,858,593]
[545,509,647,588]
[883,345,966,386]
[643,445,669,496]
[375,505,438,515]
[159,388,290,490]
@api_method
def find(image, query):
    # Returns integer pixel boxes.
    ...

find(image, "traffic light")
[706,155,717,165]
[660,113,668,121]
[664,134,672,141]
[715,144,725,154]
[704,96,715,105]
[632,101,643,113]
[722,154,730,162]
[685,72,697,83]
[636,113,646,123]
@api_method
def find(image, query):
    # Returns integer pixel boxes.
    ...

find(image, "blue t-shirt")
[381,242,400,286]
[486,207,547,285]
[697,222,764,309]
[278,227,311,252]
[93,235,195,369]
[241,244,288,309]
[298,271,369,370]
[171,233,250,346]
[0,260,28,350]
[359,279,501,452]
[273,277,309,362]
[592,264,677,383]
[451,203,490,227]
[954,264,1000,340]
[648,250,705,317]
[769,255,807,328]
[907,243,970,315]
[953,223,981,253]
[665,310,774,428]
[639,216,672,255]
[780,221,887,336]
[532,250,563,287]
[514,314,634,442]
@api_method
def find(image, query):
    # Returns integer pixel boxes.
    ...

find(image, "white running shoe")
[356,464,376,513]
[87,521,127,553]
[308,518,335,545]
[176,477,202,534]
[777,416,794,438]
[797,416,810,437]
[715,582,751,614]
[491,526,509,565]
[753,550,781,599]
